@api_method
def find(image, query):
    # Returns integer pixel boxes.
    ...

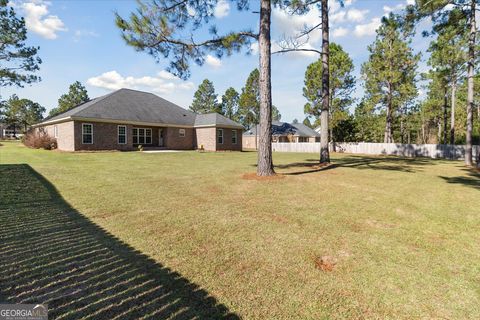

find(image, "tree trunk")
[400,118,404,144]
[443,87,448,144]
[320,0,330,163]
[422,121,426,144]
[450,82,456,145]
[437,120,442,143]
[257,0,274,176]
[384,93,393,143]
[466,0,475,166]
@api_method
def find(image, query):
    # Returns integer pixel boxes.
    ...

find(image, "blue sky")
[3,0,429,122]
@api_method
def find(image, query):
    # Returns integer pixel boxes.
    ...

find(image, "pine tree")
[50,81,89,117]
[116,0,284,175]
[361,15,419,143]
[190,79,220,114]
[427,9,467,144]
[304,43,355,148]
[0,0,41,88]
[412,0,477,165]
[221,87,239,120]
[238,69,281,129]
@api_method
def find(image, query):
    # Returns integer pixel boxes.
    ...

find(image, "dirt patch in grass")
[314,255,337,272]
[241,172,286,181]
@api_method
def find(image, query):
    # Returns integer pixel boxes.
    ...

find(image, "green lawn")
[1,141,479,319]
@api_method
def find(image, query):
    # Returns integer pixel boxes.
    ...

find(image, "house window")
[217,129,223,144]
[232,130,237,144]
[179,128,185,137]
[133,128,152,144]
[299,137,309,142]
[82,123,93,144]
[118,125,127,144]
[133,128,138,144]
[54,125,58,138]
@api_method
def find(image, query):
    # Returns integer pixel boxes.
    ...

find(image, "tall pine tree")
[190,79,220,114]
[303,43,355,148]
[361,15,419,143]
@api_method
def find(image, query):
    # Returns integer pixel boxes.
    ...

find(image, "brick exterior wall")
[196,127,242,151]
[40,121,75,151]
[73,122,135,151]
[243,136,258,149]
[37,120,241,151]
[215,127,242,151]
[165,127,195,150]
[195,127,216,151]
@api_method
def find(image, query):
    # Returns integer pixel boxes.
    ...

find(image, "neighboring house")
[242,121,320,149]
[33,88,243,151]
[0,123,23,139]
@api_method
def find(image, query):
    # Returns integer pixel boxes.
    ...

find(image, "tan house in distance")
[243,121,320,149]
[33,88,243,152]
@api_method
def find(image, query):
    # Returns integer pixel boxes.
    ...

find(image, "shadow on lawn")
[274,155,436,175]
[440,168,480,190]
[0,164,239,320]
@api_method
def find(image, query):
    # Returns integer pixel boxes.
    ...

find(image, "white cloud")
[20,0,67,39]
[87,70,195,95]
[205,55,222,68]
[332,27,349,38]
[354,17,381,37]
[347,8,369,22]
[73,29,99,42]
[383,3,406,15]
[272,6,323,45]
[214,0,230,18]
[406,0,415,5]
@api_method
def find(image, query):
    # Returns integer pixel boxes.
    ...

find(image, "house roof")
[38,88,243,128]
[243,121,320,137]
[194,113,243,128]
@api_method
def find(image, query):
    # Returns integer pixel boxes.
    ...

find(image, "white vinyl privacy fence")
[272,142,479,161]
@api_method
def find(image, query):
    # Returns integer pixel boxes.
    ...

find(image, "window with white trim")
[133,128,152,144]
[217,129,223,144]
[179,128,185,137]
[118,125,127,144]
[54,125,58,138]
[82,123,93,144]
[232,130,237,144]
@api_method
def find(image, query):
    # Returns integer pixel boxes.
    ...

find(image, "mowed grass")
[1,141,479,319]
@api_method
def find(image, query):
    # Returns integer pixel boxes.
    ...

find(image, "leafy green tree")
[190,79,220,114]
[2,95,45,135]
[303,42,355,146]
[49,81,89,117]
[302,117,312,128]
[419,75,449,144]
[0,0,41,87]
[221,87,239,120]
[361,15,419,143]
[354,100,384,142]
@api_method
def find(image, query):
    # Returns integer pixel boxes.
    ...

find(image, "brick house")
[242,121,320,149]
[33,88,243,152]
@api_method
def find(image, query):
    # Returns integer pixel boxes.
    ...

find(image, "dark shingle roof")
[39,88,242,128]
[244,121,319,137]
[194,113,243,128]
